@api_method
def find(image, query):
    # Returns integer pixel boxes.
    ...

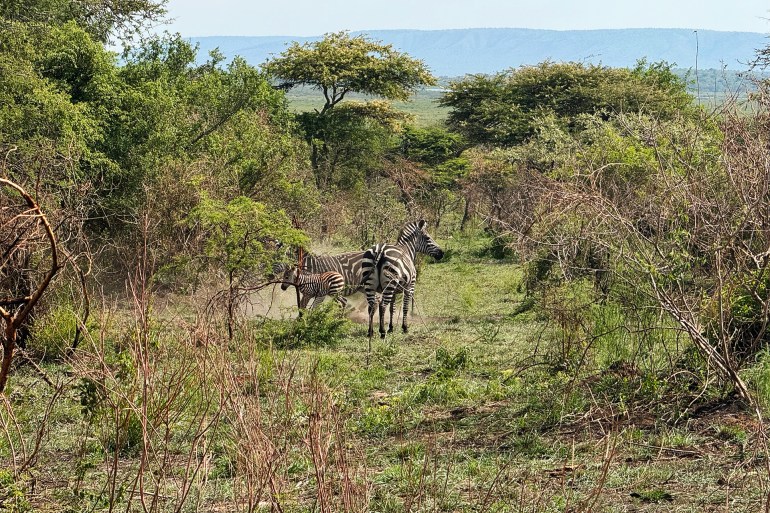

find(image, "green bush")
[28,302,81,360]
[435,346,469,376]
[266,302,351,349]
[0,469,31,513]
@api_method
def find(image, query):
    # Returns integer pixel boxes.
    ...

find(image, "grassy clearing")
[1,231,769,512]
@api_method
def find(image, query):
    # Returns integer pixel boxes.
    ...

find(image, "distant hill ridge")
[189,28,768,76]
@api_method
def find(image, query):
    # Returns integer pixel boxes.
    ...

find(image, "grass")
[285,85,450,127]
[1,230,770,511]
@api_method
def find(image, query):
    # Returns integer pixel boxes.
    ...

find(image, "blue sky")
[161,0,770,37]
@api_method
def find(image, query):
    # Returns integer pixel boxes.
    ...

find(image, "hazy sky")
[161,0,770,37]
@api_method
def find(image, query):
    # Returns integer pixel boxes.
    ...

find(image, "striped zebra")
[362,220,444,340]
[280,267,347,310]
[297,251,366,297]
[290,223,443,299]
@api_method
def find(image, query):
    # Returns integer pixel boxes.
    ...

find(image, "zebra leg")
[379,297,388,339]
[387,299,396,333]
[367,293,376,339]
[309,296,325,309]
[402,283,415,333]
[335,296,348,309]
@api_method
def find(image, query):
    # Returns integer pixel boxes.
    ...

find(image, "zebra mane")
[397,220,427,245]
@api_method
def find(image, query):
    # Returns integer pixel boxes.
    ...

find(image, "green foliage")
[745,350,770,409]
[441,60,695,146]
[705,271,770,363]
[265,31,435,108]
[190,195,307,282]
[0,469,30,513]
[355,404,395,438]
[289,303,351,348]
[265,31,435,190]
[265,302,352,349]
[630,489,674,503]
[296,104,401,189]
[406,375,470,406]
[435,346,470,376]
[399,125,465,167]
[0,0,166,43]
[28,302,80,360]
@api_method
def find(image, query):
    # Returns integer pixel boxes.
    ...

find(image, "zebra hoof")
[380,332,386,339]
[402,326,408,334]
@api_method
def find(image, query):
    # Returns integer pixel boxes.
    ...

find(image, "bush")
[0,470,31,513]
[28,302,81,360]
[267,302,351,349]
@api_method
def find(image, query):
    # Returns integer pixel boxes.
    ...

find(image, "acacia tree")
[190,196,307,339]
[264,31,435,190]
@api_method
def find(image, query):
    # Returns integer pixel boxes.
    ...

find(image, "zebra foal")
[280,267,347,310]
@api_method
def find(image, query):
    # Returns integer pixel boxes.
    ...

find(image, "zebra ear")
[417,219,427,229]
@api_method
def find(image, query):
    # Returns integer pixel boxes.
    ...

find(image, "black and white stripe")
[281,267,347,310]
[287,222,443,299]
[362,220,444,339]
[298,251,366,296]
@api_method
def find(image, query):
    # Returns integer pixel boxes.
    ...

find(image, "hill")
[189,28,768,76]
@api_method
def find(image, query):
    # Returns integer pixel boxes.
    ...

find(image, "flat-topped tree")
[264,31,435,189]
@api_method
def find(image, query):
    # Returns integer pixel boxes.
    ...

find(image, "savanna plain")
[3,228,768,512]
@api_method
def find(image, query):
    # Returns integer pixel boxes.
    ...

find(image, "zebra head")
[280,266,299,291]
[397,220,444,260]
[270,261,288,280]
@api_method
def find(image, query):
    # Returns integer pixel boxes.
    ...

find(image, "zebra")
[297,251,366,297]
[362,220,444,340]
[280,267,347,310]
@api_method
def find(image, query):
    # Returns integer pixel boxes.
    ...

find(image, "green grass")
[1,230,769,512]
[285,85,450,127]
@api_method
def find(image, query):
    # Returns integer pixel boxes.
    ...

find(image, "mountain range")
[188,28,768,76]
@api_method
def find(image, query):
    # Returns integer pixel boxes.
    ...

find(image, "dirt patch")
[243,286,440,327]
[242,285,373,324]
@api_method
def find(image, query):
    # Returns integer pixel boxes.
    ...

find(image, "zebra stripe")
[299,251,366,296]
[289,221,443,298]
[362,220,444,339]
[281,268,347,310]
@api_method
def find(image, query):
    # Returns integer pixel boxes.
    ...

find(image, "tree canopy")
[265,31,436,190]
[440,60,695,147]
[265,31,435,114]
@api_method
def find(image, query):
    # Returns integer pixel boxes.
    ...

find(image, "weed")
[28,302,81,360]
[395,442,425,461]
[630,488,674,503]
[435,346,470,375]
[266,302,351,348]
[355,404,395,438]
[407,375,471,405]
[0,470,31,513]
[714,424,748,447]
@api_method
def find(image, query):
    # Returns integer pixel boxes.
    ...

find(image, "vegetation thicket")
[4,0,770,510]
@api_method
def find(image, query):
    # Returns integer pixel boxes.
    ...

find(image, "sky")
[161,0,770,37]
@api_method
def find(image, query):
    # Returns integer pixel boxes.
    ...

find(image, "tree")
[264,31,435,189]
[190,196,307,339]
[395,125,469,228]
[485,104,770,406]
[0,178,60,392]
[0,0,166,43]
[440,60,694,147]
